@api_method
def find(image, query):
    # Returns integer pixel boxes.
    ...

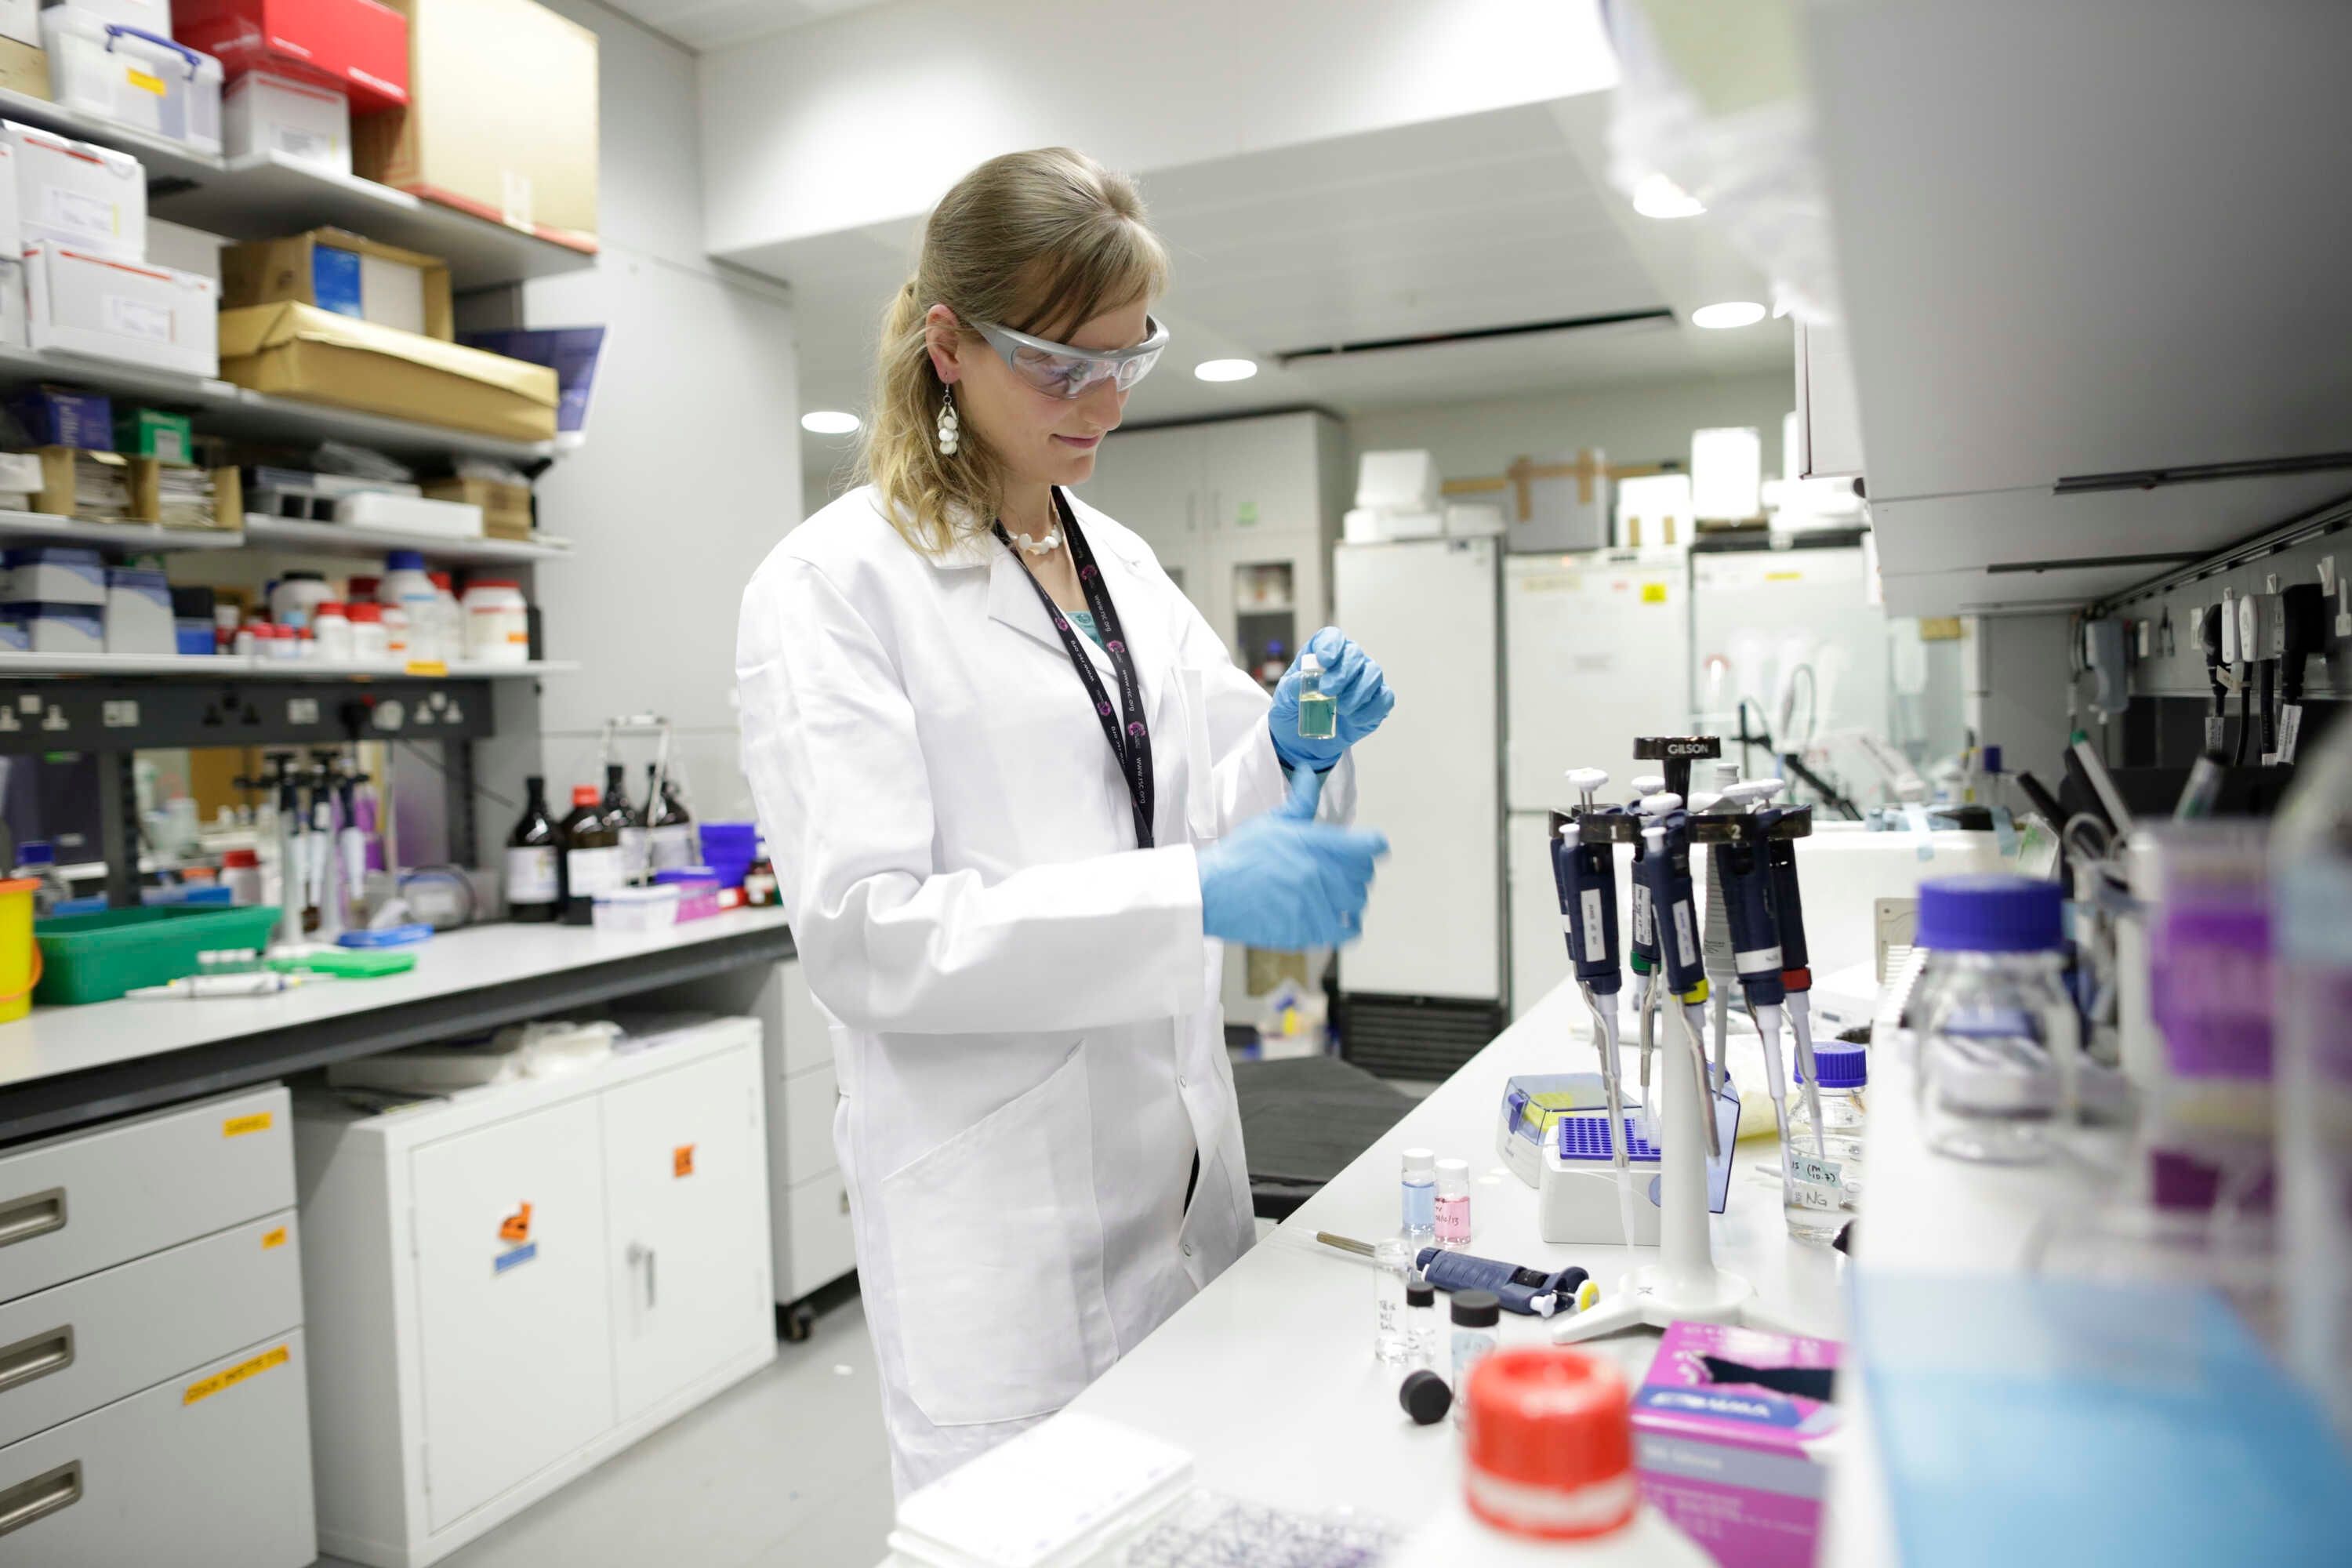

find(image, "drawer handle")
[0,1461,82,1540]
[0,1327,73,1397]
[0,1189,65,1250]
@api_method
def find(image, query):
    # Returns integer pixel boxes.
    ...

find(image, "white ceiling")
[604,0,892,50]
[762,92,1788,483]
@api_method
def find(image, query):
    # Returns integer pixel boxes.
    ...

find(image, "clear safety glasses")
[972,314,1170,400]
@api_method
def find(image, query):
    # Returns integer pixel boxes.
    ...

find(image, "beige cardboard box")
[217,301,558,442]
[31,445,126,517]
[222,227,453,340]
[127,460,242,529]
[422,476,531,539]
[352,0,597,254]
[0,36,45,98]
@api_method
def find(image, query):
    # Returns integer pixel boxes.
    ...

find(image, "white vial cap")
[1300,652,1322,675]
[1435,1157,1470,1176]
[1403,1147,1435,1176]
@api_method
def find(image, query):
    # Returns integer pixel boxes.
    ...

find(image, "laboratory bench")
[0,907,796,1146]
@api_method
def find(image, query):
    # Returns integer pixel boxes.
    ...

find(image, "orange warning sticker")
[673,1145,695,1178]
[183,1344,289,1406]
[499,1202,532,1244]
[262,1227,288,1250]
[223,1112,273,1138]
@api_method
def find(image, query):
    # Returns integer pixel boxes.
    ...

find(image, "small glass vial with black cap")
[1404,1277,1439,1369]
[1450,1289,1501,1425]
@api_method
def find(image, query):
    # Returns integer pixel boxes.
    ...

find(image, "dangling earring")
[935,388,960,456]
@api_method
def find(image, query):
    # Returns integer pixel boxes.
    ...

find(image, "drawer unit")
[0,1330,315,1567]
[0,1212,299,1448]
[783,1169,855,1304]
[779,955,831,1076]
[0,1086,292,1302]
[780,1062,839,1187]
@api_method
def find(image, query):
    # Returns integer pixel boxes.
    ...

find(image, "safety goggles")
[972,314,1170,400]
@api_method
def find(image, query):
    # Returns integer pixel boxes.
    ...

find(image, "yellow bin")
[0,877,43,1023]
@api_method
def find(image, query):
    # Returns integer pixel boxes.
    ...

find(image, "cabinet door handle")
[0,1327,74,1397]
[0,1189,65,1250]
[0,1461,81,1540]
[628,1242,657,1308]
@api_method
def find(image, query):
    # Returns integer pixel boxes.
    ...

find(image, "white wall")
[1341,368,1798,485]
[472,0,802,850]
[697,0,1615,261]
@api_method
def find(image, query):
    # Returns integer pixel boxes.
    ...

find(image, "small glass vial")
[1401,1147,1436,1240]
[1449,1289,1500,1425]
[1373,1236,1417,1365]
[1784,1044,1867,1243]
[1296,651,1337,740]
[1433,1157,1472,1249]
[1404,1278,1439,1369]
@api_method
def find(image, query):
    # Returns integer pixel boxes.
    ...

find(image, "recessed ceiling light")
[1691,300,1766,330]
[800,410,861,434]
[1632,173,1704,219]
[1193,358,1258,383]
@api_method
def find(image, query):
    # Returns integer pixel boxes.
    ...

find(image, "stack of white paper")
[888,1413,1194,1568]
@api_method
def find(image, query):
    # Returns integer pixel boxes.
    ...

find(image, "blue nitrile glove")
[1268,626,1396,772]
[1199,767,1390,950]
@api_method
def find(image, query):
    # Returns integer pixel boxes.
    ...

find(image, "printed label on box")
[45,187,117,241]
[183,1343,290,1406]
[125,68,165,97]
[274,128,333,161]
[223,1112,273,1138]
[104,294,174,344]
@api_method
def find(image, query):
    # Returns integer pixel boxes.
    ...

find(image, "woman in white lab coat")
[735,148,1397,1497]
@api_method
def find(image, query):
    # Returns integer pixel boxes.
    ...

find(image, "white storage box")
[4,121,143,262]
[0,0,37,46]
[0,256,23,347]
[103,563,172,654]
[1445,502,1505,538]
[147,215,224,284]
[26,241,220,376]
[43,6,222,156]
[593,884,680,933]
[223,70,349,176]
[41,0,172,35]
[0,140,19,258]
[2,601,103,652]
[1355,448,1439,512]
[0,449,40,499]
[3,544,105,604]
[333,491,484,540]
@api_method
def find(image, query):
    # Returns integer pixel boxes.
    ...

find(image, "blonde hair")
[858,147,1169,557]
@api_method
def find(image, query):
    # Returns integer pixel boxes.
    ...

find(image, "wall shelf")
[0,343,559,463]
[0,509,245,552]
[240,515,574,564]
[0,654,575,679]
[0,95,596,291]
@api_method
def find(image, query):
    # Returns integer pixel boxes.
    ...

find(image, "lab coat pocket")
[1175,666,1218,844]
[879,1044,1113,1428]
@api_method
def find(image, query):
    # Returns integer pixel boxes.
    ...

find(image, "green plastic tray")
[34,906,285,1005]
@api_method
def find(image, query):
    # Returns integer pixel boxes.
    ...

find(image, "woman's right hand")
[1198,769,1388,949]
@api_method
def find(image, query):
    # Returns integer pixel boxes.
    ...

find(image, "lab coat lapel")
[985,546,1068,655]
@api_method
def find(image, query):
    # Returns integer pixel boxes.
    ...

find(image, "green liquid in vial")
[1298,690,1337,740]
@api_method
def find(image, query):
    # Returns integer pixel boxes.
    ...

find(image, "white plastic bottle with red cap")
[1388,1346,1710,1566]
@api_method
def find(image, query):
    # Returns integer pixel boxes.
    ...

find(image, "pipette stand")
[1554,996,1798,1342]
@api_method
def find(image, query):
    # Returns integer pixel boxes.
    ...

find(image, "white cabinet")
[603,1051,768,1423]
[0,1085,310,1568]
[764,958,855,1316]
[296,1021,773,1568]
[1792,318,1862,481]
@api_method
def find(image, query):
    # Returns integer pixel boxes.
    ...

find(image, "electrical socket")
[2222,587,2241,662]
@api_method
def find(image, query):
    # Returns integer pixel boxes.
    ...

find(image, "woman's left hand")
[1269,626,1396,771]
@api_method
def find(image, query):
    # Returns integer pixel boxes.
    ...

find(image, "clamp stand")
[1554,996,1798,1341]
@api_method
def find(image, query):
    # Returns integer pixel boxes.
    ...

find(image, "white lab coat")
[735,484,1292,1497]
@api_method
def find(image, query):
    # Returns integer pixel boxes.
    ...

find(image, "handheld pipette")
[1690,785,1739,1093]
[1755,789,1826,1150]
[1711,784,1820,1160]
[1554,790,1642,1247]
[1315,1231,1596,1318]
[1626,773,1666,1135]
[1633,797,1720,1159]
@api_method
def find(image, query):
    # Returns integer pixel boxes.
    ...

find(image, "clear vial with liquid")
[1296,651,1338,740]
[1373,1236,1417,1365]
[1434,1157,1472,1249]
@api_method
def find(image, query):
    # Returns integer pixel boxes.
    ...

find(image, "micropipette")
[1755,787,1826,1150]
[1626,775,1667,1135]
[1554,801,1642,1247]
[1711,785,1821,1160]
[1315,1232,1595,1318]
[1633,799,1720,1160]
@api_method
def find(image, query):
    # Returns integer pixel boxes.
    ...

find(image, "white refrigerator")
[1503,550,1690,1019]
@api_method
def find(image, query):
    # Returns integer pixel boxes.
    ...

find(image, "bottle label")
[567,845,622,898]
[1434,1193,1470,1245]
[506,845,557,902]
[648,822,696,870]
[619,825,649,879]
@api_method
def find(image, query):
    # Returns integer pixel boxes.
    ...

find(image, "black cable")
[2231,668,2252,766]
[2259,659,2278,761]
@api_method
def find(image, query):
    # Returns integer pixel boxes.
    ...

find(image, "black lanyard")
[994,488,1156,849]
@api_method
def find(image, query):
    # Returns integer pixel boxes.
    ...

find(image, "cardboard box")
[2,121,143,262]
[0,35,44,99]
[222,226,450,339]
[25,243,220,378]
[1633,1320,1842,1568]
[173,0,408,114]
[31,446,129,517]
[8,385,112,448]
[217,301,558,442]
[115,408,194,464]
[353,0,597,253]
[223,71,351,175]
[126,458,234,528]
[0,1,40,48]
[423,475,530,539]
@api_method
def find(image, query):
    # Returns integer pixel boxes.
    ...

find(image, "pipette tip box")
[1632,1320,1843,1568]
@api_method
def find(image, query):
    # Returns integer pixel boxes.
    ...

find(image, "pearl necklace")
[1006,523,1062,557]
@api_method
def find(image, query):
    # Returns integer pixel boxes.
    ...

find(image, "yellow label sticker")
[404,659,449,677]
[126,69,166,96]
[262,1227,287,1250]
[183,1344,289,1406]
[223,1112,273,1138]
[1766,570,1804,583]
[1640,583,1669,604]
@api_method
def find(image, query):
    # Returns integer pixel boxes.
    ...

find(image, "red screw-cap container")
[572,786,600,808]
[221,848,259,869]
[1461,1348,1638,1541]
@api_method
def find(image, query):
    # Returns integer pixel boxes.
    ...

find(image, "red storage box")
[173,0,409,114]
